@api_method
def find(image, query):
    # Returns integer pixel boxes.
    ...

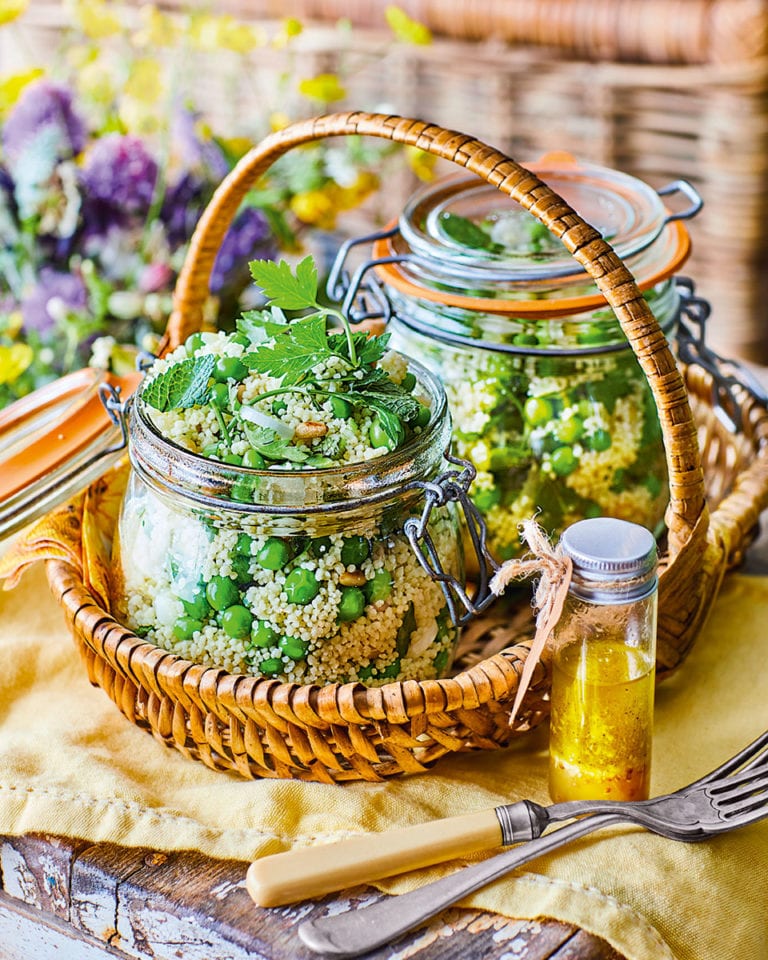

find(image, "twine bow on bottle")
[489,519,573,726]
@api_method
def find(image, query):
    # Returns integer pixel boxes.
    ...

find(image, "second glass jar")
[334,156,701,562]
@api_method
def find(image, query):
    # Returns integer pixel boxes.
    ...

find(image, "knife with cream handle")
[246,800,541,907]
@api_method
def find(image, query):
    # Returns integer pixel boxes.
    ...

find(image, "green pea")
[555,416,585,444]
[341,536,370,566]
[512,332,539,346]
[577,322,608,346]
[234,533,253,556]
[396,603,416,657]
[433,648,450,677]
[329,394,354,419]
[589,428,612,452]
[259,657,282,677]
[364,569,392,604]
[242,449,266,469]
[379,659,401,679]
[221,604,253,639]
[338,586,366,622]
[231,554,252,585]
[209,382,229,406]
[414,405,431,428]
[206,575,240,611]
[645,474,663,498]
[272,398,288,416]
[181,589,211,621]
[221,452,243,465]
[309,536,332,558]
[230,480,253,503]
[284,567,320,604]
[213,356,247,382]
[524,396,554,426]
[173,616,204,641]
[251,620,278,649]
[401,371,417,392]
[550,445,578,477]
[279,635,309,660]
[256,537,290,571]
[472,486,502,511]
[184,332,204,355]
[369,417,394,449]
[230,332,251,348]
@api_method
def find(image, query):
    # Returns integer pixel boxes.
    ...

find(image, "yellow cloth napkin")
[0,561,766,960]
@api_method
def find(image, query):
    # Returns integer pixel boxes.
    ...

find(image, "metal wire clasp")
[676,278,768,432]
[404,452,500,627]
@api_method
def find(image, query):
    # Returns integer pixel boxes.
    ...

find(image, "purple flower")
[2,81,86,166]
[139,261,174,293]
[160,172,208,245]
[81,134,158,216]
[171,108,230,181]
[21,268,88,334]
[210,208,276,294]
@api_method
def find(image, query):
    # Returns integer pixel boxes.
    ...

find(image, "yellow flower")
[0,0,27,27]
[118,97,160,136]
[68,0,122,40]
[271,16,303,49]
[134,5,178,47]
[299,73,346,104]
[0,343,34,386]
[385,5,432,45]
[290,189,338,231]
[269,111,291,132]
[0,67,43,117]
[337,172,380,210]
[77,61,115,105]
[187,13,263,53]
[124,58,163,104]
[406,146,437,181]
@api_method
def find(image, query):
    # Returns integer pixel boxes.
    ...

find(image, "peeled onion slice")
[240,403,294,440]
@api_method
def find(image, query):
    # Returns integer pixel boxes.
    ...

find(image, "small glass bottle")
[548,517,658,802]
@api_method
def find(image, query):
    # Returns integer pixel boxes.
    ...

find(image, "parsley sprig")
[240,257,421,447]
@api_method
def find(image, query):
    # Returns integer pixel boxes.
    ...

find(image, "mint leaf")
[241,421,310,463]
[439,212,502,253]
[249,256,318,310]
[243,314,331,384]
[142,354,216,411]
[351,378,422,422]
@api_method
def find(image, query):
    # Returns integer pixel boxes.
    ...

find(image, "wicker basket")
[47,113,768,783]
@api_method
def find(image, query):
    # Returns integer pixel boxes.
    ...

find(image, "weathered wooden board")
[0,834,627,959]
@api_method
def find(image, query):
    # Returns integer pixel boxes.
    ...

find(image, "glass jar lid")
[372,153,698,317]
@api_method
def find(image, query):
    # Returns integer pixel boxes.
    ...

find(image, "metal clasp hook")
[404,452,499,627]
[676,277,768,432]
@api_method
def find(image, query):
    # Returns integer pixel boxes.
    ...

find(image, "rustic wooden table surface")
[4,407,767,960]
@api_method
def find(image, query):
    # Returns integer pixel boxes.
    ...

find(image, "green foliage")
[141,354,216,411]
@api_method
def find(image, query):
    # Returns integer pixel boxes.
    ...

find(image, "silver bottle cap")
[560,517,658,602]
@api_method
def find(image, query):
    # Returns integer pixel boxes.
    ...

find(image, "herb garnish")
[141,353,216,411]
[140,255,426,462]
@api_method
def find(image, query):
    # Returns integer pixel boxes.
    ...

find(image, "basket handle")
[164,111,706,557]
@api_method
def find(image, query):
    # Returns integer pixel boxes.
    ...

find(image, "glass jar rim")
[128,352,451,515]
[372,156,694,317]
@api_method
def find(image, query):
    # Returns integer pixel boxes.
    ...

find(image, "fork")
[297,731,768,957]
[247,729,768,908]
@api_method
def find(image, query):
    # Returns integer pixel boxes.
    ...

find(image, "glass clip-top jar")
[328,154,706,565]
[102,350,498,688]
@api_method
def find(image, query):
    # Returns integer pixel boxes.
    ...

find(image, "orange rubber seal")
[0,368,141,502]
[372,220,691,318]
